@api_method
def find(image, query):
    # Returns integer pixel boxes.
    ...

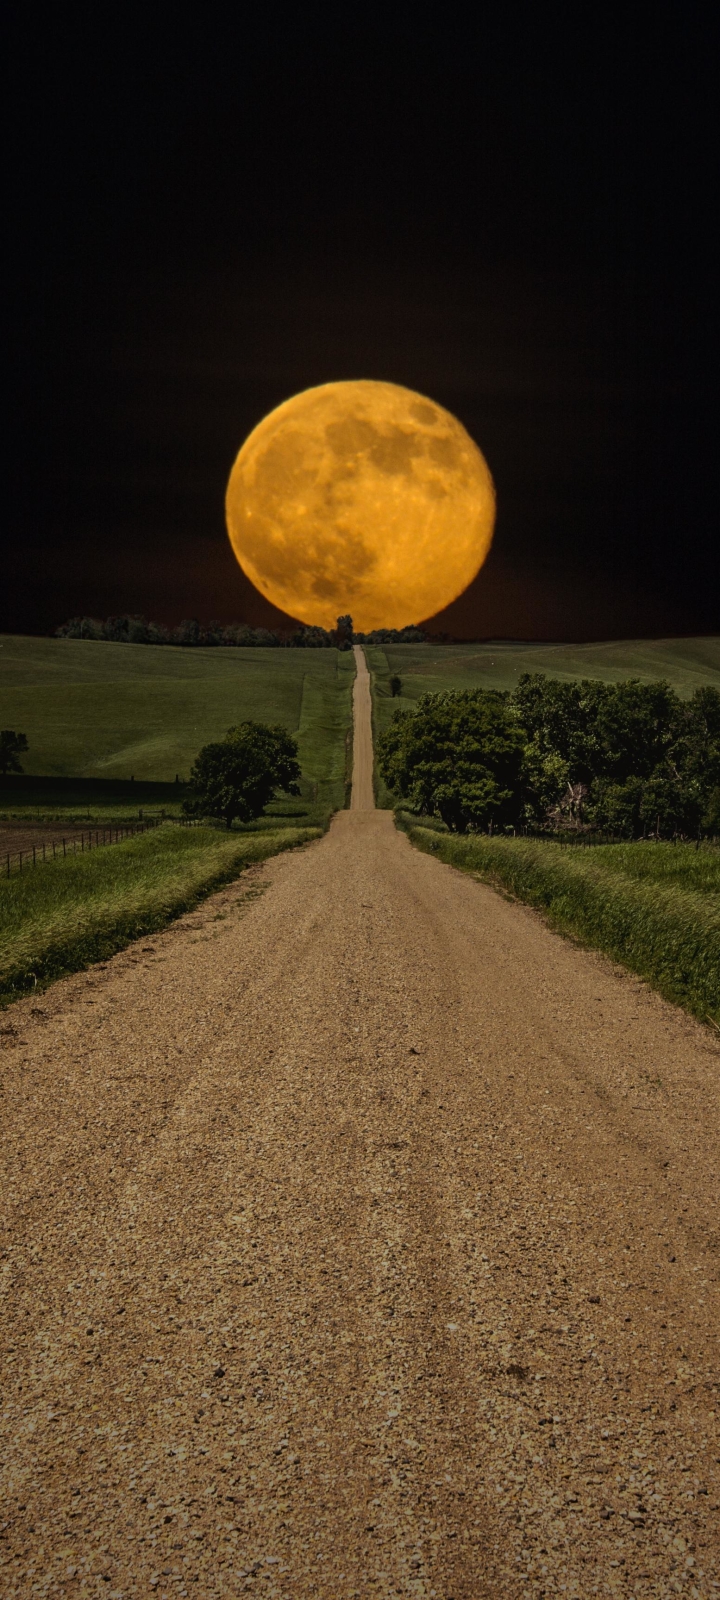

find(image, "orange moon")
[225,379,496,632]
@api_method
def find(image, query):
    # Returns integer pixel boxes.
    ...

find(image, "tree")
[520,738,570,823]
[286,625,334,648]
[335,615,354,651]
[378,690,525,832]
[512,674,681,787]
[389,674,402,698]
[512,674,697,835]
[174,618,204,647]
[669,687,720,796]
[0,730,29,775]
[513,674,602,785]
[593,680,680,783]
[55,616,103,640]
[587,777,644,839]
[702,787,720,838]
[185,722,301,828]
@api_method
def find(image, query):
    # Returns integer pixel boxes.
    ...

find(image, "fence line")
[4,819,160,880]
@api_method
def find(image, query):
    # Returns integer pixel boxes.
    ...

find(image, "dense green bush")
[378,689,525,832]
[517,674,720,837]
[379,674,720,840]
[185,722,301,828]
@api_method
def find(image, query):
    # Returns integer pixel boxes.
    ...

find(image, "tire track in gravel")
[1,666,719,1598]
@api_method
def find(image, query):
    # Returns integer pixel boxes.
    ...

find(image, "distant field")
[0,636,354,822]
[368,635,720,744]
[368,634,720,808]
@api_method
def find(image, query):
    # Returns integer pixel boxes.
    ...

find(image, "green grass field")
[368,635,720,739]
[400,819,720,1026]
[0,636,354,824]
[368,636,720,808]
[0,822,318,1005]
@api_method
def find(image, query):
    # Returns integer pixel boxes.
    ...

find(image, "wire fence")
[4,819,161,879]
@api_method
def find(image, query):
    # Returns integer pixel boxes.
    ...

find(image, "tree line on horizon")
[55,614,428,649]
[379,675,720,841]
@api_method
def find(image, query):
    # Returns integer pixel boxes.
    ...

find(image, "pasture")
[368,635,720,736]
[0,636,354,824]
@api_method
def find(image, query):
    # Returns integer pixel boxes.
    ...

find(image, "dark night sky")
[5,5,720,640]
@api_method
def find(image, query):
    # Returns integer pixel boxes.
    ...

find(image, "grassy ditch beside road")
[0,822,318,1005]
[400,818,720,1026]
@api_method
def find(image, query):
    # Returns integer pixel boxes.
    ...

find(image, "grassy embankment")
[401,819,720,1026]
[0,636,355,1000]
[0,824,319,1006]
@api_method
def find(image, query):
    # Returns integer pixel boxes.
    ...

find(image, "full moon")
[225,379,496,632]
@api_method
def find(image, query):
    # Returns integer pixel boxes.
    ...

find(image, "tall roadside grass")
[400,818,720,1025]
[572,840,720,895]
[0,822,318,1004]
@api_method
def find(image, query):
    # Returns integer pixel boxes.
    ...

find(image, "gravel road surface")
[350,646,374,812]
[1,656,718,1599]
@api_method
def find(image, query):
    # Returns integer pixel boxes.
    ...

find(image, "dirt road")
[350,646,375,812]
[1,661,719,1598]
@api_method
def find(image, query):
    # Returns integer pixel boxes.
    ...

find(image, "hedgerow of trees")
[56,615,428,648]
[378,675,720,840]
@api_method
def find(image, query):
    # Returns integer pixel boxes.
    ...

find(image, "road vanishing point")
[1,646,718,1597]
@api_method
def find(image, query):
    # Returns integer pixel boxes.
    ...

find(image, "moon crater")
[225,379,495,632]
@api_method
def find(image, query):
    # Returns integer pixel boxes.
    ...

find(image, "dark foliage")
[0,730,29,776]
[55,616,336,648]
[379,673,720,839]
[354,626,428,644]
[516,674,720,838]
[184,722,301,828]
[389,675,402,698]
[333,615,354,651]
[378,689,525,833]
[56,615,432,649]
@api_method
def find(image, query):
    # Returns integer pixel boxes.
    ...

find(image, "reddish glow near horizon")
[225,379,495,631]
